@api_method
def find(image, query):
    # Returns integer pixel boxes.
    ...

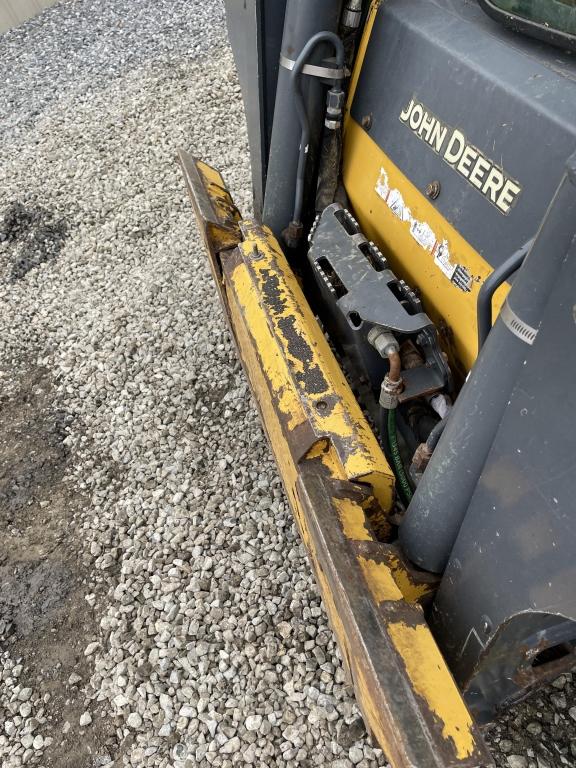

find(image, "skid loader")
[180,1,576,765]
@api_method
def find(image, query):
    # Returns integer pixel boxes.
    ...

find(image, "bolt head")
[425,180,441,200]
[361,114,372,131]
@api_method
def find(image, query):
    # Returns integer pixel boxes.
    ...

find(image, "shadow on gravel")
[0,366,117,767]
[0,201,68,281]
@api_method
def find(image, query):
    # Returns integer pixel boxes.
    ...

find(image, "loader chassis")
[181,0,576,765]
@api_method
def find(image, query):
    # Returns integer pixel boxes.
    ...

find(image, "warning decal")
[375,167,473,293]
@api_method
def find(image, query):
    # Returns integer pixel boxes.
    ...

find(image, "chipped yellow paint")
[358,556,403,603]
[334,497,373,542]
[227,253,389,554]
[195,160,241,247]
[387,554,434,604]
[231,258,306,434]
[388,622,476,760]
[306,442,395,516]
[352,468,395,515]
[277,385,303,432]
[305,439,341,475]
[226,262,306,534]
[236,225,395,511]
[197,160,227,193]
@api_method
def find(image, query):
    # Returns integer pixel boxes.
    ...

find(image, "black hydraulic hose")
[290,31,345,226]
[425,416,447,452]
[384,408,413,508]
[476,238,534,352]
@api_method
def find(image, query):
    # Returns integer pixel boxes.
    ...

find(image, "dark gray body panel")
[350,0,576,265]
[401,162,576,576]
[224,0,287,217]
[432,232,576,716]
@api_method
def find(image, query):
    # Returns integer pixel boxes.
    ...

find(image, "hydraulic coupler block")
[308,203,451,402]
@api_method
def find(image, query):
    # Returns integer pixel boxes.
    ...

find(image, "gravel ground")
[0,1,574,767]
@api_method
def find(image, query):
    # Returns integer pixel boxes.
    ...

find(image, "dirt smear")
[0,366,117,767]
[0,201,68,281]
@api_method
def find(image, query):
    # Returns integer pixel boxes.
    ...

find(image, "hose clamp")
[500,299,538,345]
[279,54,347,80]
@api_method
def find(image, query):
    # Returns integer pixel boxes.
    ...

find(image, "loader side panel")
[343,0,576,370]
[224,0,287,217]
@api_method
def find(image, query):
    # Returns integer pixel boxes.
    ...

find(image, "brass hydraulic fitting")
[368,327,404,408]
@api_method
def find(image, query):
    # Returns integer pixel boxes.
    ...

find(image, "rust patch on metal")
[512,637,576,691]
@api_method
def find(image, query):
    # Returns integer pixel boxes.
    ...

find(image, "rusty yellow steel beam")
[179,151,494,768]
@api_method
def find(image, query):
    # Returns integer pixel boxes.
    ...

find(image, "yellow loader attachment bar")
[179,151,493,768]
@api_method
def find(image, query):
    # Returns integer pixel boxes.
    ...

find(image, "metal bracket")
[279,54,347,80]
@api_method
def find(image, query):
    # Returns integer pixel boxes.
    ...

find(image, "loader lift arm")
[179,152,493,768]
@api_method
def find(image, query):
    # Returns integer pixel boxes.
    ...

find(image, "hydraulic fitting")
[367,327,398,359]
[379,373,404,410]
[368,327,403,408]
[282,220,304,249]
[342,0,363,29]
[325,87,345,130]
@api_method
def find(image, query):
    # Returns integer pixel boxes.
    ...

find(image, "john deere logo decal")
[399,98,522,215]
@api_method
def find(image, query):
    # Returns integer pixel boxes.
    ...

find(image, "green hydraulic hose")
[386,408,413,507]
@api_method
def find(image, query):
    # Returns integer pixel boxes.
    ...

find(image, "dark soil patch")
[0,366,117,767]
[0,201,68,281]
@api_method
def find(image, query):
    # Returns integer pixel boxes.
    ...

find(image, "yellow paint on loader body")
[358,556,404,603]
[388,622,476,760]
[333,497,373,542]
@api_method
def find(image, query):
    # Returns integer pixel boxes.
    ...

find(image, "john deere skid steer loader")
[180,1,576,765]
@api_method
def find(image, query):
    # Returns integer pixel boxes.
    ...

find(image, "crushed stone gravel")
[0,1,574,767]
